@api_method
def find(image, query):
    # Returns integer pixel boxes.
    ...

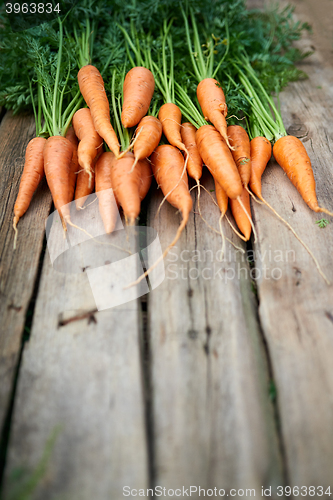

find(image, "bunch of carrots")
[2,0,332,284]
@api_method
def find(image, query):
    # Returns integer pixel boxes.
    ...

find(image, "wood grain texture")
[148,174,283,495]
[249,6,333,488]
[3,219,149,500]
[0,112,51,430]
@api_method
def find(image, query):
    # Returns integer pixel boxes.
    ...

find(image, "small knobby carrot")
[73,108,103,184]
[78,64,120,158]
[151,145,192,225]
[158,103,187,153]
[196,78,232,149]
[111,152,152,225]
[13,136,46,246]
[43,136,73,224]
[230,187,252,241]
[273,135,333,216]
[75,141,103,210]
[65,125,78,203]
[181,122,203,181]
[228,125,251,187]
[121,67,155,128]
[249,136,272,199]
[132,115,162,172]
[95,152,119,234]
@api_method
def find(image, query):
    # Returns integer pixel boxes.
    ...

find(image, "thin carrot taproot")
[78,64,120,158]
[13,136,46,247]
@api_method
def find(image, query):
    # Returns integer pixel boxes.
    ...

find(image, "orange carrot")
[228,125,251,187]
[230,187,252,241]
[138,157,153,201]
[43,136,73,223]
[73,108,103,182]
[158,103,187,153]
[249,136,272,199]
[196,125,242,199]
[151,144,192,218]
[78,64,120,158]
[214,178,228,217]
[273,135,333,216]
[181,122,202,181]
[127,144,192,288]
[196,125,257,240]
[95,152,119,234]
[132,115,162,171]
[111,152,152,224]
[197,78,232,148]
[13,136,46,243]
[75,141,103,210]
[65,126,78,203]
[121,67,155,128]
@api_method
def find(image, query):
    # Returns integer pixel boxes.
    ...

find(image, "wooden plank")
[249,9,333,488]
[3,209,149,499]
[148,174,283,495]
[0,112,52,430]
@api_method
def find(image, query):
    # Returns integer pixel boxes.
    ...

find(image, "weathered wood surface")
[0,112,52,430]
[148,175,283,495]
[250,7,333,489]
[3,212,149,499]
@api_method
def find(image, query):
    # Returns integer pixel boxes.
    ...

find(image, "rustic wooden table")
[1,1,333,499]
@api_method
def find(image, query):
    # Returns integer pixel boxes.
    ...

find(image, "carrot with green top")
[182,7,232,148]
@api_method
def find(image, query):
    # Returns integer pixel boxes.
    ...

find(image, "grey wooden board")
[249,3,333,489]
[148,175,283,496]
[0,112,52,430]
[3,209,149,499]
